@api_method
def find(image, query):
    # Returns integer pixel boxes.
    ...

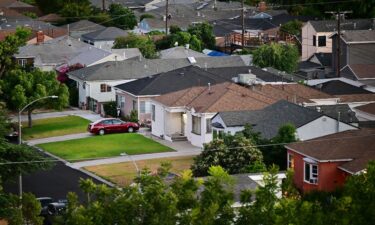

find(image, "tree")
[103,101,117,118]
[59,1,92,23]
[108,4,137,30]
[0,27,31,78]
[113,33,157,59]
[22,192,43,225]
[0,104,11,138]
[252,43,299,73]
[1,69,69,127]
[139,14,155,22]
[280,20,303,36]
[187,23,216,49]
[191,135,264,176]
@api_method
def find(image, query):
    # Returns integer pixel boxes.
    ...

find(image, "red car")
[88,118,139,135]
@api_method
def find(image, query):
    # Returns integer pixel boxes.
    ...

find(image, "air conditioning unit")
[309,178,318,184]
[238,74,256,85]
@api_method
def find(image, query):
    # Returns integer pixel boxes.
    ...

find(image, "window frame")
[18,59,27,67]
[318,36,326,47]
[151,104,155,121]
[304,161,318,184]
[206,118,212,133]
[192,115,201,135]
[287,153,294,169]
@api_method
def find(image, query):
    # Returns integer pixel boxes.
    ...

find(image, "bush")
[123,110,138,122]
[103,101,117,117]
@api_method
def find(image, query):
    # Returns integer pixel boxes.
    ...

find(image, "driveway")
[27,133,93,145]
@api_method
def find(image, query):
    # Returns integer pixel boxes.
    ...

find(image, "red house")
[285,129,375,193]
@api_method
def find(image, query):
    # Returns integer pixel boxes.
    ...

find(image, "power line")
[0,132,373,166]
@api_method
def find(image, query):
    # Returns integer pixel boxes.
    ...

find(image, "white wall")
[186,111,216,148]
[297,115,357,140]
[165,112,182,136]
[151,102,165,138]
[211,114,245,134]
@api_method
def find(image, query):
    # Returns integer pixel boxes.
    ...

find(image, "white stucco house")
[211,100,357,141]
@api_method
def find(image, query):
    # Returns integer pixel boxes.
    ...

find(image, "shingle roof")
[159,46,207,59]
[337,94,375,103]
[306,104,359,124]
[115,65,227,95]
[64,20,105,33]
[67,47,112,66]
[286,129,375,174]
[311,52,332,67]
[314,80,372,95]
[0,0,34,8]
[355,102,375,115]
[216,100,324,139]
[68,55,247,81]
[154,82,276,113]
[348,64,375,79]
[341,30,375,43]
[309,19,373,32]
[82,27,128,41]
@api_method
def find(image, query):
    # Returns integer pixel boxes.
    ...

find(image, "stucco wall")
[302,23,333,60]
[151,102,165,138]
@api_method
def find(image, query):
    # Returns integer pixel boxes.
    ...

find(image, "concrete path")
[27,133,93,145]
[70,150,201,169]
[11,109,103,122]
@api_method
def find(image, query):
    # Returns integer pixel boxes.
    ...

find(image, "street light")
[17,95,58,198]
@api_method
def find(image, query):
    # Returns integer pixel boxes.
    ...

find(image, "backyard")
[85,156,195,186]
[22,115,90,140]
[37,133,173,161]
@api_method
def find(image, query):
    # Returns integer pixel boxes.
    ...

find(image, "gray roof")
[0,0,34,8]
[110,48,142,59]
[15,36,92,66]
[67,47,112,66]
[64,20,105,33]
[341,30,375,43]
[309,19,374,32]
[68,55,247,81]
[90,0,153,9]
[159,46,207,59]
[214,100,324,139]
[82,27,128,41]
[0,19,58,30]
[306,104,359,124]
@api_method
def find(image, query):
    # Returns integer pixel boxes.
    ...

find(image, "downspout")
[337,111,341,132]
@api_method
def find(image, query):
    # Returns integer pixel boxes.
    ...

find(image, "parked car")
[88,118,139,135]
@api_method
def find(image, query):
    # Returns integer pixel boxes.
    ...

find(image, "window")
[206,118,212,133]
[100,84,111,92]
[101,120,113,125]
[192,115,201,135]
[313,35,316,46]
[112,119,122,125]
[120,96,125,108]
[140,101,152,113]
[318,36,326,47]
[288,153,294,169]
[133,100,137,110]
[304,162,318,184]
[18,59,27,67]
[151,104,155,121]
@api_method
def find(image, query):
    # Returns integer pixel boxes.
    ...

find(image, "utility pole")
[326,10,352,77]
[102,0,106,11]
[241,0,245,49]
[165,0,169,36]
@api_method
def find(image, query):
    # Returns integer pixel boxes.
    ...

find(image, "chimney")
[258,1,267,12]
[36,31,44,44]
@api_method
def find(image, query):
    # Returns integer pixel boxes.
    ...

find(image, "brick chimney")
[258,1,267,12]
[36,31,44,44]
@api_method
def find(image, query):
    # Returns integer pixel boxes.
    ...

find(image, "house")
[0,0,40,16]
[68,55,248,114]
[159,46,207,59]
[286,129,375,193]
[151,82,278,147]
[63,20,105,39]
[331,30,375,85]
[297,53,332,79]
[211,100,357,140]
[89,0,155,11]
[354,102,375,121]
[306,104,359,126]
[81,27,128,50]
[311,80,372,95]
[301,19,374,60]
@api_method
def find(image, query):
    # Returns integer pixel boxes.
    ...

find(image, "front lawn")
[22,115,90,140]
[85,156,195,186]
[37,133,173,161]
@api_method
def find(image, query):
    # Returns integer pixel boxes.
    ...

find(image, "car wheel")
[99,129,105,135]
[128,127,134,133]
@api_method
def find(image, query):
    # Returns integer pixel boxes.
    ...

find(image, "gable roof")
[347,64,375,80]
[154,82,276,113]
[82,27,128,41]
[159,46,207,59]
[215,100,324,139]
[355,102,375,115]
[286,129,375,174]
[340,30,375,43]
[310,52,332,67]
[306,104,359,124]
[67,47,112,66]
[115,65,227,96]
[64,20,105,33]
[309,19,373,33]
[68,55,247,81]
[314,80,372,95]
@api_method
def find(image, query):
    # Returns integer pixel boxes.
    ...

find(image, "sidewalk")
[11,109,103,122]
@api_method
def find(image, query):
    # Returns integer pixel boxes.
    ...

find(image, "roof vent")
[316,106,321,112]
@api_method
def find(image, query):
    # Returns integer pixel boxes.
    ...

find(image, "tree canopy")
[252,43,299,73]
[113,33,157,59]
[108,4,137,30]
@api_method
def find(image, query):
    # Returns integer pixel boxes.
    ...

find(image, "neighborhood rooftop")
[81,26,128,41]
[309,19,374,32]
[306,104,358,124]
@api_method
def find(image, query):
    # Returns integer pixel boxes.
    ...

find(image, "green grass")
[22,116,90,140]
[37,133,173,161]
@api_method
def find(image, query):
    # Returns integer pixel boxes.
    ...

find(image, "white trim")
[303,161,319,185]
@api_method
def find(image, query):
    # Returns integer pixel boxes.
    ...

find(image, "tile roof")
[82,27,128,41]
[306,104,359,124]
[68,55,247,81]
[215,100,324,139]
[341,30,375,43]
[355,102,375,115]
[154,82,276,113]
[309,19,374,32]
[115,65,227,95]
[286,129,375,174]
[314,80,372,95]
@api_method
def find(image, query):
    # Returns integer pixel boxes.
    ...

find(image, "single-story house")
[286,129,375,193]
[81,27,129,51]
[211,100,357,140]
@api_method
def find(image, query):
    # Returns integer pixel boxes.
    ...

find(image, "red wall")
[288,150,350,193]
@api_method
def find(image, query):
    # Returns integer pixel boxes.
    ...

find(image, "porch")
[163,111,187,142]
